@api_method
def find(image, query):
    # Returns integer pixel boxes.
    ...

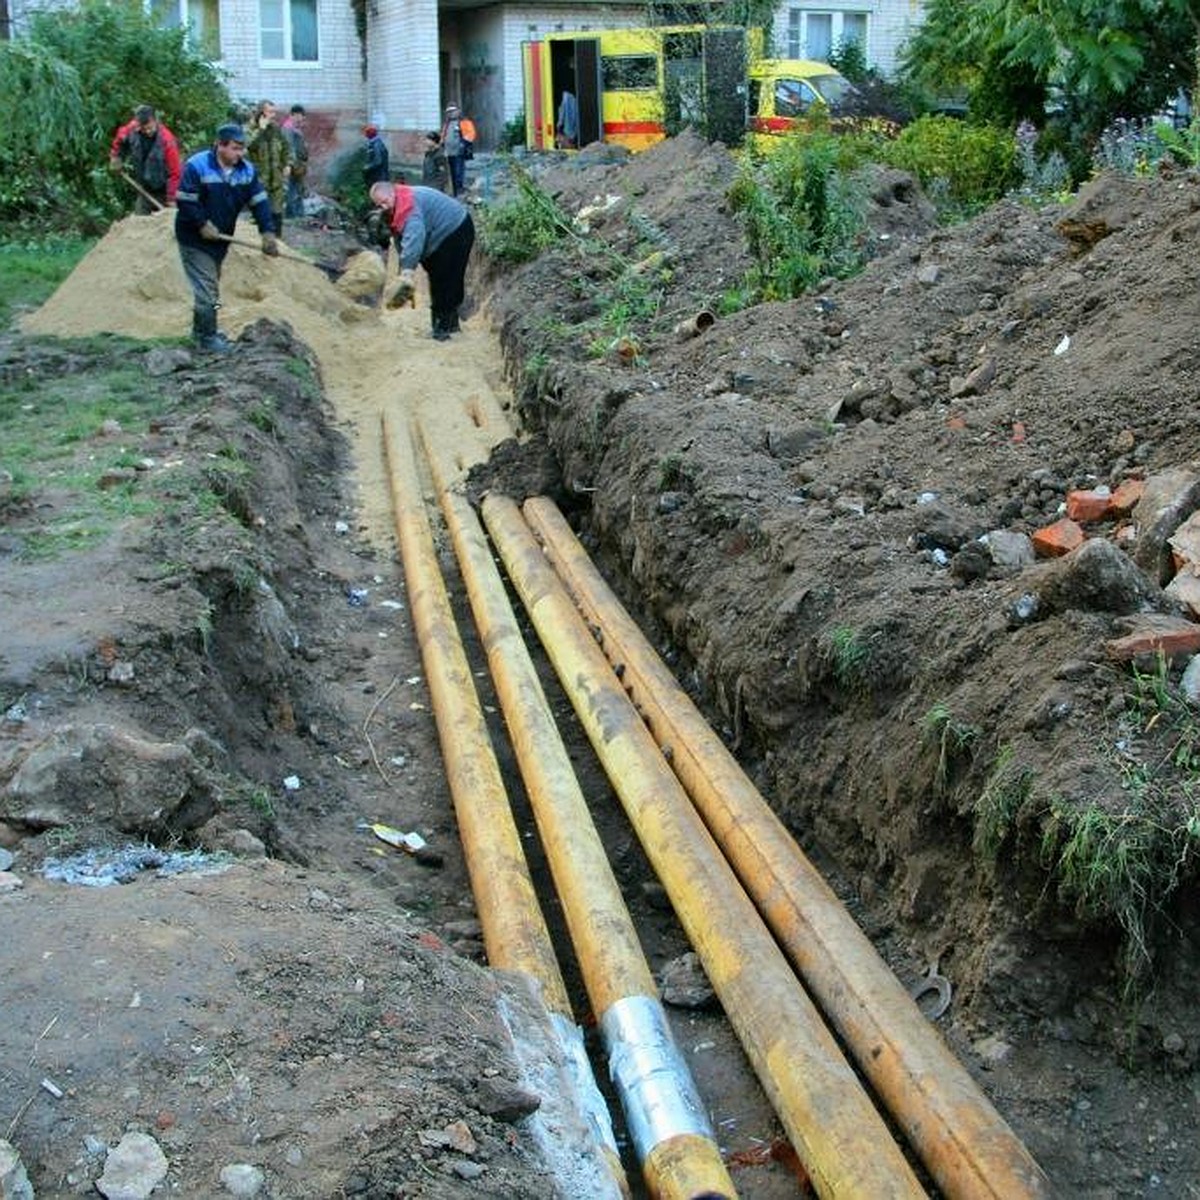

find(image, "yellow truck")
[522,25,858,153]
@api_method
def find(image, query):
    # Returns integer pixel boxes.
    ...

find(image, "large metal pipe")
[523,496,1052,1200]
[381,414,630,1197]
[483,495,928,1200]
[415,425,736,1199]
[380,412,569,999]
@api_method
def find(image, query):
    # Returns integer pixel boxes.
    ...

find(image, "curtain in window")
[291,0,318,62]
[806,13,832,60]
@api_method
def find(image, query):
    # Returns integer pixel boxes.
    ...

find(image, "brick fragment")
[1066,489,1113,523]
[1105,615,1200,662]
[1031,517,1085,558]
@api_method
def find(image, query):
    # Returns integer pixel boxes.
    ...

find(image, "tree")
[900,0,1195,149]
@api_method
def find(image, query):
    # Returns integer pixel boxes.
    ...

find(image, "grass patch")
[920,701,980,794]
[0,236,94,329]
[973,745,1033,860]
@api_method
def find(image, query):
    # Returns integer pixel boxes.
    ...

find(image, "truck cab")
[747,59,859,148]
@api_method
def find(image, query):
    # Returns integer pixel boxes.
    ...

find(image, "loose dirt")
[2,132,1199,1198]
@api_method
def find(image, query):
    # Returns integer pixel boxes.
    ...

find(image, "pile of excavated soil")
[487,140,1200,1194]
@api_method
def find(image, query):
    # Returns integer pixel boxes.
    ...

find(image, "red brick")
[1109,478,1144,516]
[1031,518,1085,558]
[1105,615,1200,662]
[1066,488,1113,522]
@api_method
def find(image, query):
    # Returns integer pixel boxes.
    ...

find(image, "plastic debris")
[42,845,231,887]
[366,822,427,854]
[1054,334,1070,356]
[347,587,369,607]
[283,775,301,791]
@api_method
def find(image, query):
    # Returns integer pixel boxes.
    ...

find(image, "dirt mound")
[490,145,1200,1194]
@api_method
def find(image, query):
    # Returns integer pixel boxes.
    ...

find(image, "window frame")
[259,0,321,68]
[785,8,869,62]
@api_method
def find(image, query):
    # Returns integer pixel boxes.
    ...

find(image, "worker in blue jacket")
[175,122,279,352]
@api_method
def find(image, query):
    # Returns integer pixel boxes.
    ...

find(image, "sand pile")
[22,210,376,352]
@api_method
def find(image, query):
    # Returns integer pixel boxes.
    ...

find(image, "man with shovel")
[175,122,279,353]
[109,105,181,213]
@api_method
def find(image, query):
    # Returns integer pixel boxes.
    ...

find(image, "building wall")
[767,0,925,76]
[367,0,442,139]
[221,0,364,113]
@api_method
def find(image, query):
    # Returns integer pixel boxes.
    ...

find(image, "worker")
[368,180,474,340]
[109,104,182,212]
[280,103,309,219]
[246,99,291,235]
[174,123,279,353]
[362,124,389,188]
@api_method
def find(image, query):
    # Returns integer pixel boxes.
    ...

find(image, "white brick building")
[3,0,925,155]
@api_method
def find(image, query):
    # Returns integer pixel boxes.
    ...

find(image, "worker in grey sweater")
[368,181,474,340]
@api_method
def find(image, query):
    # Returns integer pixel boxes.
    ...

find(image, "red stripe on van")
[749,116,794,133]
[603,121,665,135]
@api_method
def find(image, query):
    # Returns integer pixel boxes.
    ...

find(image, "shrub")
[882,115,1018,219]
[729,131,869,300]
[477,164,573,264]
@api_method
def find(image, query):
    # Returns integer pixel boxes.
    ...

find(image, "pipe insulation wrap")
[550,1013,621,1159]
[600,993,715,1161]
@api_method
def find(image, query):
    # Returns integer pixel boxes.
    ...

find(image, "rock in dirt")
[0,1139,34,1200]
[95,1132,168,1200]
[1036,537,1164,616]
[2,723,218,837]
[658,950,716,1008]
[472,1075,541,1122]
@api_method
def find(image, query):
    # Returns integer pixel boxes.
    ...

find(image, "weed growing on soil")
[920,701,980,794]
[828,625,873,693]
[730,133,869,300]
[477,163,574,263]
[973,745,1033,860]
[1039,798,1200,987]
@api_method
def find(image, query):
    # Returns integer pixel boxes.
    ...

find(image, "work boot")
[447,310,461,333]
[192,306,233,353]
[431,310,451,341]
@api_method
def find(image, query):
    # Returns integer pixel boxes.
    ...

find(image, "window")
[775,78,820,117]
[150,0,220,59]
[786,9,868,62]
[602,54,657,91]
[260,0,318,63]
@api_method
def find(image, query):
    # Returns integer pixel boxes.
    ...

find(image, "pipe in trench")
[483,494,928,1200]
[415,425,736,1200]
[522,495,1053,1200]
[379,413,625,1197]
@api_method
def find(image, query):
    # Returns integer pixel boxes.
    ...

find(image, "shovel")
[213,231,341,277]
[117,169,166,211]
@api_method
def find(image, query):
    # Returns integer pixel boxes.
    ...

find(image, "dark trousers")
[447,153,466,196]
[424,214,475,333]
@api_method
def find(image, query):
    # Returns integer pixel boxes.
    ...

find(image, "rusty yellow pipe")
[416,424,734,1200]
[523,496,1052,1200]
[484,494,928,1200]
[380,411,569,1007]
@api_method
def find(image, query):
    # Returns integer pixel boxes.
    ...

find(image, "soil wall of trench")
[482,138,1200,1063]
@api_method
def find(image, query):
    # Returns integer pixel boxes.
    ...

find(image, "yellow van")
[522,27,860,154]
[747,58,860,148]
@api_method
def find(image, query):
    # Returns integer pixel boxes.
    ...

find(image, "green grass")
[920,701,980,794]
[0,237,94,329]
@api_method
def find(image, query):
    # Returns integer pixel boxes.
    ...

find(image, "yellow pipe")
[417,423,734,1200]
[523,496,1052,1200]
[379,411,568,1009]
[484,494,928,1200]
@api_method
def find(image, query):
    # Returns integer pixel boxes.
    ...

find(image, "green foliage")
[974,745,1033,860]
[1040,798,1199,985]
[0,1,231,232]
[882,116,1018,219]
[729,132,869,300]
[478,162,574,264]
[500,109,528,151]
[827,625,873,694]
[0,237,93,329]
[900,0,1194,171]
[920,701,980,794]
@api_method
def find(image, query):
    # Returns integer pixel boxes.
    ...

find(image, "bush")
[881,115,1017,218]
[729,131,869,300]
[477,165,572,264]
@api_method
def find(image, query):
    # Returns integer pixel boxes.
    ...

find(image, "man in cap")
[281,104,310,218]
[439,104,470,197]
[109,104,182,213]
[362,124,389,188]
[174,122,279,352]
